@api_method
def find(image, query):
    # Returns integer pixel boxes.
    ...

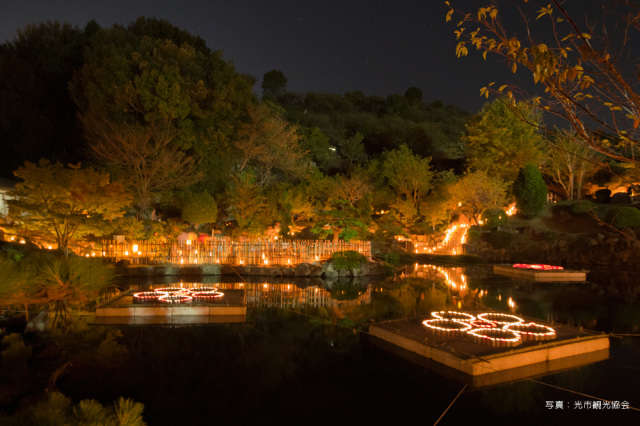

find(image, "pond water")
[60,263,639,425]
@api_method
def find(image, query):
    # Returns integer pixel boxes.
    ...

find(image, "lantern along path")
[368,310,609,388]
[493,264,588,282]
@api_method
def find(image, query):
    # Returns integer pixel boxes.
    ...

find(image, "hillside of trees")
[1,17,638,250]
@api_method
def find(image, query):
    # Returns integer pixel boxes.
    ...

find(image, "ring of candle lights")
[422,319,472,337]
[431,311,475,322]
[133,292,162,304]
[512,263,564,270]
[188,287,219,294]
[157,294,193,304]
[132,287,226,304]
[467,328,522,348]
[153,287,185,294]
[504,322,557,341]
[477,312,525,326]
[190,290,224,301]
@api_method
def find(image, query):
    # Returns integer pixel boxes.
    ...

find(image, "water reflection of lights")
[412,264,468,291]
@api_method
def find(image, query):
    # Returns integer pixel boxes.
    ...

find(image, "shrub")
[382,252,401,266]
[331,250,367,271]
[606,206,640,229]
[465,226,483,244]
[181,191,218,228]
[595,188,612,204]
[571,200,596,214]
[480,208,507,230]
[513,164,547,218]
[487,231,515,249]
[330,281,362,301]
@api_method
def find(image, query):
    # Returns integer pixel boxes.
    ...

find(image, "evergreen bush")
[513,164,547,218]
[465,226,483,244]
[571,200,596,214]
[481,208,507,230]
[331,250,367,271]
[606,206,640,229]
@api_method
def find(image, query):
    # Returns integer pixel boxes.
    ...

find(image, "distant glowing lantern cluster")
[512,263,564,270]
[133,287,224,304]
[422,311,556,347]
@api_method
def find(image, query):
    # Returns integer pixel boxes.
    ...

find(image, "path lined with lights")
[414,224,469,255]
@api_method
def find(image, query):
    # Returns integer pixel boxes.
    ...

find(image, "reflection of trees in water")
[58,309,361,424]
[357,278,450,321]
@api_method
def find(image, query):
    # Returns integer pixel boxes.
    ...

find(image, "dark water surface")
[60,263,639,425]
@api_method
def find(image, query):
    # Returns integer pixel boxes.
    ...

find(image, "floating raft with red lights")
[95,286,246,325]
[493,264,587,282]
[369,310,609,387]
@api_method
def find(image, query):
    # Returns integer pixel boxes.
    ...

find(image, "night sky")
[1,0,533,113]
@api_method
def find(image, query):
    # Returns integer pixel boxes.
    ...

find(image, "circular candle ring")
[154,287,186,294]
[133,291,162,304]
[467,328,522,348]
[422,319,472,337]
[431,311,475,322]
[157,294,193,304]
[504,322,556,341]
[188,287,219,294]
[191,291,224,300]
[477,312,524,326]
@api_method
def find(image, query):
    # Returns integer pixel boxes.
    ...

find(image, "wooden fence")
[101,238,371,266]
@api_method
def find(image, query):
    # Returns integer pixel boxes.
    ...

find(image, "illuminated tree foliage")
[233,103,308,187]
[312,199,370,244]
[449,170,508,225]
[463,99,546,181]
[447,0,640,162]
[7,160,131,254]
[225,172,267,233]
[544,130,601,199]
[383,145,434,209]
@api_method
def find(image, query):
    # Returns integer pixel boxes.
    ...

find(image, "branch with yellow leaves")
[446,0,640,162]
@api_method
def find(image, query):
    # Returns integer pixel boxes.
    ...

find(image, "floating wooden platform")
[94,290,246,325]
[369,315,609,388]
[493,265,587,282]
